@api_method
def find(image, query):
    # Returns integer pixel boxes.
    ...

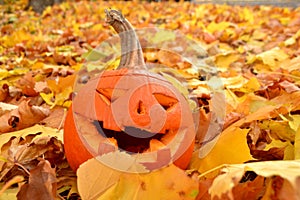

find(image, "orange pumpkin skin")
[64,106,93,171]
[64,69,195,172]
[173,139,194,169]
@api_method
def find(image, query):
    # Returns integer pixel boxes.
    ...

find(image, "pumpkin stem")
[105,9,146,70]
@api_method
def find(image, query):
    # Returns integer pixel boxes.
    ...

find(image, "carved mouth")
[94,121,165,154]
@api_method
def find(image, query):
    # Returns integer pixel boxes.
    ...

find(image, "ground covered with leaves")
[0,1,300,199]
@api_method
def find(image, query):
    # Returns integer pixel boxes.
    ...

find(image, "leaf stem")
[15,162,30,176]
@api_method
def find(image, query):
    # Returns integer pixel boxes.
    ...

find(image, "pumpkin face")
[63,9,196,172]
[64,68,195,172]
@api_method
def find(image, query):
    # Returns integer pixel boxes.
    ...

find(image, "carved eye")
[97,88,112,105]
[153,93,178,111]
[97,88,128,105]
[137,100,146,114]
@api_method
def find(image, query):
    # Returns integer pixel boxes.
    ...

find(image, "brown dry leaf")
[8,136,64,169]
[0,102,18,116]
[0,136,64,183]
[157,50,182,68]
[0,84,9,102]
[278,80,300,93]
[16,72,38,97]
[196,178,214,200]
[231,176,265,200]
[0,100,49,133]
[0,125,64,182]
[17,159,57,200]
[40,107,66,129]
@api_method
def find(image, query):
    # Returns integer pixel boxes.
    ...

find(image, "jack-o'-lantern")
[64,9,195,172]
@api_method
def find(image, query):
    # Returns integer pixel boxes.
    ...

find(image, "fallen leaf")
[0,84,9,102]
[0,100,49,133]
[206,160,300,199]
[97,164,198,200]
[17,159,57,200]
[0,124,63,154]
[40,107,66,129]
[190,128,253,174]
[255,47,289,70]
[77,158,122,200]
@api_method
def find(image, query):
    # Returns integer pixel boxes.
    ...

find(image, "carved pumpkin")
[64,10,195,172]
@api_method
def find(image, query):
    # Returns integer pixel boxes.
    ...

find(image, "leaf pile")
[1,1,300,199]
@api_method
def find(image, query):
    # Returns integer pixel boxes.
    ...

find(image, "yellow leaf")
[283,114,300,132]
[206,21,232,34]
[215,53,240,72]
[259,120,295,141]
[151,30,176,44]
[241,7,254,24]
[252,30,268,41]
[207,160,300,199]
[190,128,252,173]
[41,86,73,108]
[0,124,63,154]
[222,76,248,89]
[77,158,122,200]
[256,47,289,69]
[284,29,300,46]
[97,164,198,200]
[232,91,300,128]
[53,86,73,108]
[0,184,19,200]
[294,126,300,160]
[264,139,294,160]
[0,69,9,81]
[244,160,300,189]
[2,29,32,48]
[40,92,55,107]
[238,77,261,93]
[0,176,24,196]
